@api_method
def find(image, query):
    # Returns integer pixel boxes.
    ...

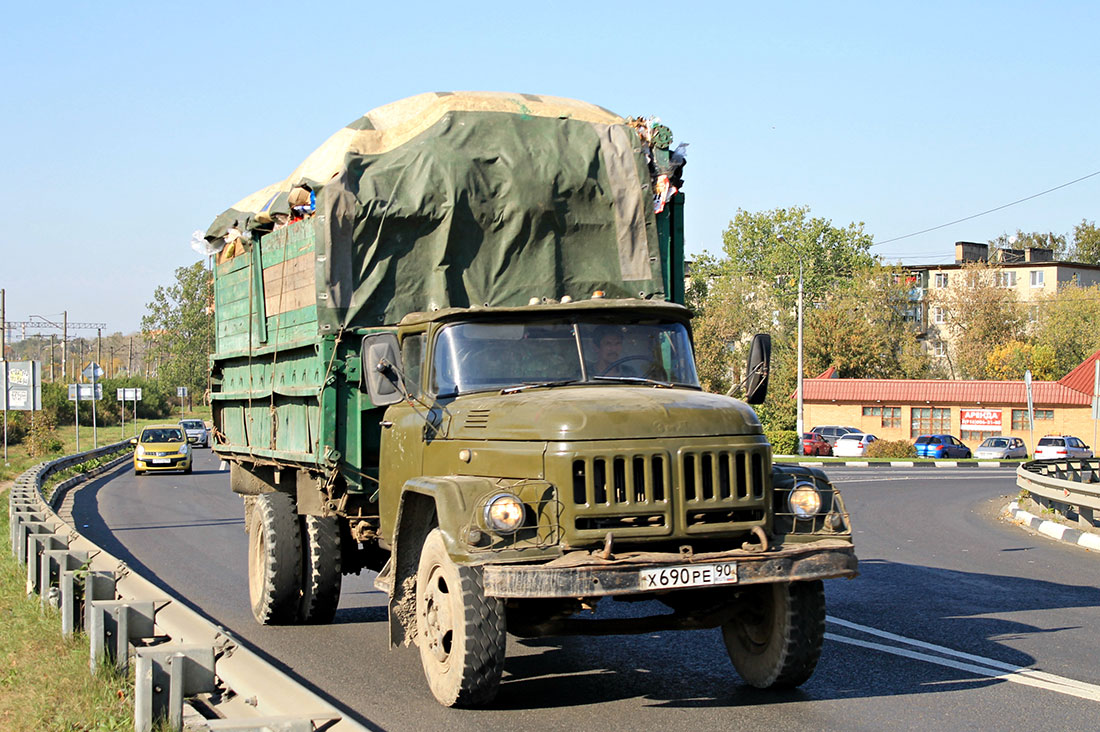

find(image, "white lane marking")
[827,616,1100,702]
[831,475,1009,484]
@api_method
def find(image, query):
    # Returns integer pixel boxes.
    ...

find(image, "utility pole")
[62,311,68,381]
[50,335,55,381]
[97,328,102,373]
[128,336,133,376]
[1,287,6,362]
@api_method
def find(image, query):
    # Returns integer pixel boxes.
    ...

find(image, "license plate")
[639,562,738,590]
[152,459,171,465]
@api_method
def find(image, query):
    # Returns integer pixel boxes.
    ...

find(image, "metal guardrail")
[1016,458,1100,531]
[8,443,367,732]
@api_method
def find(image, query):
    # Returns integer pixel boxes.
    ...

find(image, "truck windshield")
[431,320,700,396]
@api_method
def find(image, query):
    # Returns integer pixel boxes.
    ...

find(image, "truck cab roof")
[395,298,690,329]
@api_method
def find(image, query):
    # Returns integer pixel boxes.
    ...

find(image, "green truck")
[206,92,857,707]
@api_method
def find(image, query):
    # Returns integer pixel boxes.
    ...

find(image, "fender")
[383,475,505,648]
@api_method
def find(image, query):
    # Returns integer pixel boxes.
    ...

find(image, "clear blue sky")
[3,1,1098,335]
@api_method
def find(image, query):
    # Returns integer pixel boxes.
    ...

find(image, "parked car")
[975,436,1027,460]
[832,433,877,457]
[810,425,861,446]
[914,434,971,459]
[801,432,832,456]
[1034,435,1093,460]
[131,424,193,475]
[179,419,209,448]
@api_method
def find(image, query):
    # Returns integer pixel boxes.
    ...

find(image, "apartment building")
[904,242,1100,363]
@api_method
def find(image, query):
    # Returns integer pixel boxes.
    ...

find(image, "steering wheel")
[598,355,650,376]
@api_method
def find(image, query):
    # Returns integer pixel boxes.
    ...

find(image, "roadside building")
[802,349,1100,451]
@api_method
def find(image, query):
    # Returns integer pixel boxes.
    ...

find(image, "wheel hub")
[422,568,454,664]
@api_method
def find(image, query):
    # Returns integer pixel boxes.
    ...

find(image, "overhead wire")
[873,168,1100,247]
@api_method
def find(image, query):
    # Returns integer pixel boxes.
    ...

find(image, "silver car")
[975,436,1027,460]
[179,419,209,448]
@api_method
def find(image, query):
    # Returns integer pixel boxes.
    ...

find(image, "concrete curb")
[776,457,1021,468]
[1004,500,1100,553]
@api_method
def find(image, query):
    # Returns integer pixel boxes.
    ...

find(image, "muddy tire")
[298,515,342,624]
[415,529,506,707]
[247,492,302,625]
[721,580,825,688]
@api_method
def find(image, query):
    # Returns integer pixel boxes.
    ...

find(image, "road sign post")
[177,386,188,420]
[2,360,41,464]
[83,362,104,449]
[68,382,102,452]
[1024,369,1034,456]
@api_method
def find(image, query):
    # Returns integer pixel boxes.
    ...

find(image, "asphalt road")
[69,453,1100,731]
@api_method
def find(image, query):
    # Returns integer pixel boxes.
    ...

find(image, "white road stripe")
[827,616,1100,702]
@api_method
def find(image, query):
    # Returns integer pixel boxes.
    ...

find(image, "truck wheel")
[721,580,825,689]
[247,492,302,625]
[415,528,506,707]
[298,515,342,624]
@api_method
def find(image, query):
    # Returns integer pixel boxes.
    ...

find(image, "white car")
[832,433,877,457]
[179,419,210,448]
[1034,435,1093,460]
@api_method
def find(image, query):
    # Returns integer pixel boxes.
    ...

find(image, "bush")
[27,410,63,457]
[3,411,29,445]
[765,429,800,456]
[866,439,917,459]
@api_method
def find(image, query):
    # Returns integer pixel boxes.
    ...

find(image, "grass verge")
[1,482,135,731]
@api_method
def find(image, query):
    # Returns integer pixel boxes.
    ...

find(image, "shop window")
[863,406,901,429]
[1011,408,1053,430]
[911,407,951,437]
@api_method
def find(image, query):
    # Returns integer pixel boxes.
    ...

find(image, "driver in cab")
[590,326,636,378]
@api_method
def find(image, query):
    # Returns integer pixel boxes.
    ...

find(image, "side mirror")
[744,333,771,405]
[129,438,138,446]
[361,332,405,407]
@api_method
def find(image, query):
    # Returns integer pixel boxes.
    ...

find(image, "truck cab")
[365,298,856,706]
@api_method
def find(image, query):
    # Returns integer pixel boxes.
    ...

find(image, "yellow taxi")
[131,423,193,475]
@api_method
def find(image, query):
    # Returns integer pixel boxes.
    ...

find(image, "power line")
[873,168,1100,247]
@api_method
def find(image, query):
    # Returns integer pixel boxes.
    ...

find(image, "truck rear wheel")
[721,580,825,689]
[247,492,302,625]
[415,529,506,707]
[298,515,342,624]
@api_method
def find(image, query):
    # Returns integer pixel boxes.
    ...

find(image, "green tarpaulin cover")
[208,92,667,329]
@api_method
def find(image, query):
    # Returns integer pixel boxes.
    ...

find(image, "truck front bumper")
[481,539,857,599]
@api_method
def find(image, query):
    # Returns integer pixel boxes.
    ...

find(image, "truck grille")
[564,444,769,540]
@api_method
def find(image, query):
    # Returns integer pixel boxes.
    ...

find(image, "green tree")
[1030,284,1100,376]
[694,207,921,431]
[141,262,214,400]
[803,265,937,380]
[1070,219,1100,265]
[720,206,876,310]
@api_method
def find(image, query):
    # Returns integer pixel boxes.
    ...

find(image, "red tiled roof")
[1057,348,1100,395]
[801,378,1089,407]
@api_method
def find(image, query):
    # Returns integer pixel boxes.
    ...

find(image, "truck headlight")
[483,493,525,534]
[788,482,822,518]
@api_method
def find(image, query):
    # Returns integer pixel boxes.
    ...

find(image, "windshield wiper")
[500,379,582,395]
[591,376,674,388]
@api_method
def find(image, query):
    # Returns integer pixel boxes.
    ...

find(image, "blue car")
[914,434,972,459]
